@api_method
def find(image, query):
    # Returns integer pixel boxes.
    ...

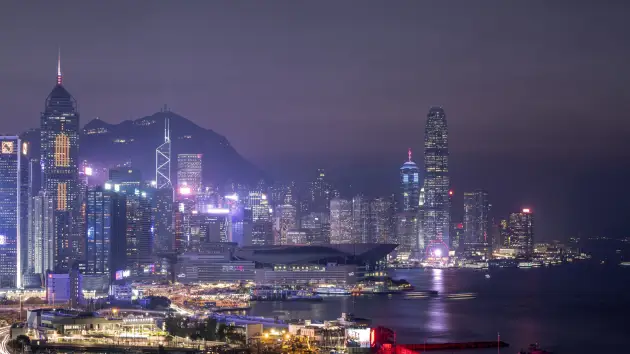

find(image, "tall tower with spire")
[422,107,450,255]
[40,50,81,271]
[400,148,420,213]
[156,118,172,189]
[154,118,174,251]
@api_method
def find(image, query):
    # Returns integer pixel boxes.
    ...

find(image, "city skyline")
[1,1,629,243]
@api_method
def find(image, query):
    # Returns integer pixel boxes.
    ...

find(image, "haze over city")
[1,2,630,354]
[1,1,630,241]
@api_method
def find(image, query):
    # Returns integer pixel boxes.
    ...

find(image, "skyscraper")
[300,212,330,245]
[29,191,54,275]
[352,195,370,243]
[0,137,29,287]
[400,149,420,213]
[508,208,534,258]
[125,192,154,275]
[155,119,172,189]
[422,107,450,255]
[85,186,126,281]
[274,203,297,245]
[40,53,80,271]
[463,190,490,247]
[153,188,174,251]
[369,196,394,244]
[154,119,174,252]
[177,154,203,192]
[310,169,332,213]
[330,198,352,244]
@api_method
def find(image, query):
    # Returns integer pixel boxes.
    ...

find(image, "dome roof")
[400,160,418,170]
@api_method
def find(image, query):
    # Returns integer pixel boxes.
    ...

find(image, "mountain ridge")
[23,111,265,186]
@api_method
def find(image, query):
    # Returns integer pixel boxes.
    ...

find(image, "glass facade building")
[177,154,203,192]
[40,62,80,271]
[463,190,490,247]
[85,186,127,280]
[330,198,352,244]
[422,107,450,254]
[400,149,420,213]
[508,209,534,257]
[0,137,29,287]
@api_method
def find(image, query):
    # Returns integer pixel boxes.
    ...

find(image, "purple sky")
[1,1,629,240]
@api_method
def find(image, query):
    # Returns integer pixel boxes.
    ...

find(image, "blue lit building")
[0,136,29,287]
[85,186,127,281]
[400,149,420,213]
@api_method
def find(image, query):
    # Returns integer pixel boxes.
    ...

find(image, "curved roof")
[235,243,397,265]
[400,161,418,170]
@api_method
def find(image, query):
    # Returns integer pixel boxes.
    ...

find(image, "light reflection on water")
[427,268,448,335]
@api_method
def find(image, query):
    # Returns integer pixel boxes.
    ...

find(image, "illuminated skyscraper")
[155,119,172,189]
[125,191,154,274]
[508,209,534,257]
[400,149,420,213]
[352,195,370,243]
[422,107,450,254]
[463,190,490,247]
[85,186,126,281]
[0,137,29,287]
[300,212,330,245]
[369,196,394,244]
[40,53,80,271]
[177,154,203,192]
[274,204,297,245]
[310,169,332,213]
[29,191,54,275]
[330,198,352,244]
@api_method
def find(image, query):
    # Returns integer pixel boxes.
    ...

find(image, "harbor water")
[249,264,630,353]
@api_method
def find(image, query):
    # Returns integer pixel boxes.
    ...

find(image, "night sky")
[1,1,629,241]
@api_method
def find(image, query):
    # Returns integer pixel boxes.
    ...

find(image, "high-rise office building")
[85,186,126,281]
[109,168,142,189]
[301,212,330,245]
[330,198,352,244]
[247,191,270,222]
[125,192,154,274]
[177,154,203,192]
[155,119,172,189]
[310,169,332,213]
[190,211,231,245]
[29,191,55,275]
[274,204,297,245]
[463,190,490,247]
[370,197,394,244]
[0,137,29,287]
[450,222,464,251]
[508,209,534,257]
[400,149,420,213]
[153,188,173,251]
[352,195,370,243]
[422,107,450,255]
[395,213,419,257]
[40,54,80,271]
[154,119,174,252]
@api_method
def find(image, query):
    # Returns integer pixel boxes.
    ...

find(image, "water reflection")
[427,269,448,336]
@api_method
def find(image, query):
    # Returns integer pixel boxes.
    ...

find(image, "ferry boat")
[518,261,535,269]
[314,286,351,295]
[286,290,323,302]
[620,261,630,267]
[360,285,402,295]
